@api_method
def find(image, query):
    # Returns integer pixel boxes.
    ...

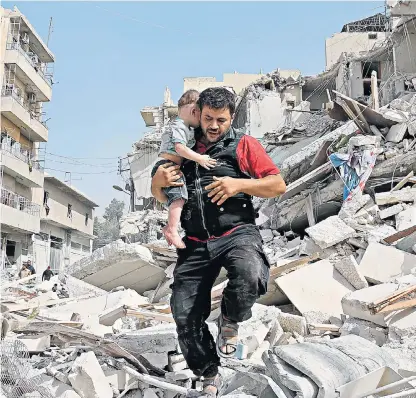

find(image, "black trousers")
[170,224,270,378]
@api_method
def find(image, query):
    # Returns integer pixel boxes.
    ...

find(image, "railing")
[1,187,41,217]
[0,132,43,171]
[5,42,53,87]
[1,86,48,128]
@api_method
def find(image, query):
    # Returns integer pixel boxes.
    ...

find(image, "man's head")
[177,89,200,128]
[27,260,31,265]
[47,266,51,270]
[198,87,235,144]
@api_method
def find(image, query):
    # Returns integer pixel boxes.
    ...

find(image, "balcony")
[0,187,40,234]
[4,43,53,101]
[0,134,44,188]
[1,86,48,142]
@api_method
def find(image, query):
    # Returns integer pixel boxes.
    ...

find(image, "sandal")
[201,374,222,398]
[216,314,239,358]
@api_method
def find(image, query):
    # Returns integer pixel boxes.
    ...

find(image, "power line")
[45,151,119,160]
[45,167,118,175]
[44,158,116,167]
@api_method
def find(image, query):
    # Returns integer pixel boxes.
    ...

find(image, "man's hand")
[206,177,240,206]
[152,162,184,189]
[197,154,217,170]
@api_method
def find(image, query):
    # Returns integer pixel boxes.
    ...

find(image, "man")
[151,87,286,396]
[42,266,54,281]
[25,260,36,275]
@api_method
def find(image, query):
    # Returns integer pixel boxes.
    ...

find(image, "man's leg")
[171,239,222,378]
[217,226,270,354]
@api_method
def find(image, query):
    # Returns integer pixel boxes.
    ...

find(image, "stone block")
[340,317,387,346]
[305,216,355,249]
[103,367,139,390]
[36,374,81,398]
[379,204,405,219]
[396,206,416,232]
[276,312,307,336]
[357,243,416,284]
[260,229,274,243]
[68,351,113,398]
[386,123,408,143]
[339,194,371,220]
[375,188,416,206]
[276,259,355,319]
[334,255,369,290]
[18,334,50,353]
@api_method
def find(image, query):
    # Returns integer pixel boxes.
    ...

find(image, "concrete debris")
[305,216,356,249]
[2,67,416,398]
[358,242,416,284]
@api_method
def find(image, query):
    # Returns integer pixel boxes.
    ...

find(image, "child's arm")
[175,143,216,169]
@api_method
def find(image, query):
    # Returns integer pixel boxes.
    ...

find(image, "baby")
[151,90,216,248]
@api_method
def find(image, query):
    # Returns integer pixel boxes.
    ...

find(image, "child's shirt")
[158,118,196,156]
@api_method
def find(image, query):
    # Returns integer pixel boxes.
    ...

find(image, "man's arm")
[151,162,184,203]
[206,135,286,205]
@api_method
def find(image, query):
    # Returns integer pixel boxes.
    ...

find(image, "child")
[151,90,216,248]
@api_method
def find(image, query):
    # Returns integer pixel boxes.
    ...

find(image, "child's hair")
[178,89,199,108]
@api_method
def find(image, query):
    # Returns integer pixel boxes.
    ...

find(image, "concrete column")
[14,241,22,269]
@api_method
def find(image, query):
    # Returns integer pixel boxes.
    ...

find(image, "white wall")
[42,180,94,237]
[395,22,416,73]
[326,32,386,70]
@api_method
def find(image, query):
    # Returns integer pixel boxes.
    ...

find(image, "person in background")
[25,260,36,275]
[19,265,30,279]
[42,266,54,281]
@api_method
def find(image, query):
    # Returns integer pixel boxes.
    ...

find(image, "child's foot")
[162,226,186,249]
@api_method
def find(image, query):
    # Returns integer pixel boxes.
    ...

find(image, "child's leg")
[163,198,186,249]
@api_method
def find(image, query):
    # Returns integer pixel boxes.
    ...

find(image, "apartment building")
[0,6,54,269]
[34,175,98,274]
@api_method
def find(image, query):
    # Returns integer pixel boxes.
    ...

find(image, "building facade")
[0,6,54,270]
[34,175,98,274]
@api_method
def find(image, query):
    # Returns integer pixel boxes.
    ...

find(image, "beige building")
[34,175,98,274]
[0,6,54,270]
[325,14,387,70]
[184,70,301,96]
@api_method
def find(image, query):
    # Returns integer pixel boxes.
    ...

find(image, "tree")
[93,199,125,249]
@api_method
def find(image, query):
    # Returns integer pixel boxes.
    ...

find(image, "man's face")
[200,106,233,144]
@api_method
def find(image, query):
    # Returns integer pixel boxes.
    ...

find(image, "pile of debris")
[2,87,416,398]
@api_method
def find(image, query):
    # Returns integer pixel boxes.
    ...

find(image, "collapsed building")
[1,6,416,398]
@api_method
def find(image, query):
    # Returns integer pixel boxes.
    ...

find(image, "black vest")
[181,128,256,240]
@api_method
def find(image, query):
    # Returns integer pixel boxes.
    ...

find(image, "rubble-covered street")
[2,3,416,398]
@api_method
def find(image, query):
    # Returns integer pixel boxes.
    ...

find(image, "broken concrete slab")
[36,374,82,398]
[305,216,356,249]
[276,259,355,320]
[18,334,50,353]
[67,240,166,294]
[386,123,408,143]
[68,351,113,398]
[357,242,416,284]
[338,194,371,220]
[379,204,405,219]
[340,317,387,346]
[276,312,307,336]
[342,283,416,329]
[396,231,416,253]
[388,309,416,340]
[333,255,369,290]
[396,206,416,232]
[102,365,139,390]
[114,324,178,355]
[375,187,416,206]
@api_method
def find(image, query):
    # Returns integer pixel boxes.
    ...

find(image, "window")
[362,61,381,79]
[85,213,89,226]
[43,191,50,216]
[67,204,72,218]
[368,33,378,40]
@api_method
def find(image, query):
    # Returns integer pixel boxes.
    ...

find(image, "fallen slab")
[67,240,166,294]
[379,204,405,219]
[396,205,416,232]
[375,187,416,206]
[342,283,416,329]
[357,243,416,284]
[305,216,355,249]
[396,231,416,253]
[68,351,113,398]
[265,335,398,398]
[276,259,355,320]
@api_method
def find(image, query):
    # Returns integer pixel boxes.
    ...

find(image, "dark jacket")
[42,268,54,281]
[181,127,256,240]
